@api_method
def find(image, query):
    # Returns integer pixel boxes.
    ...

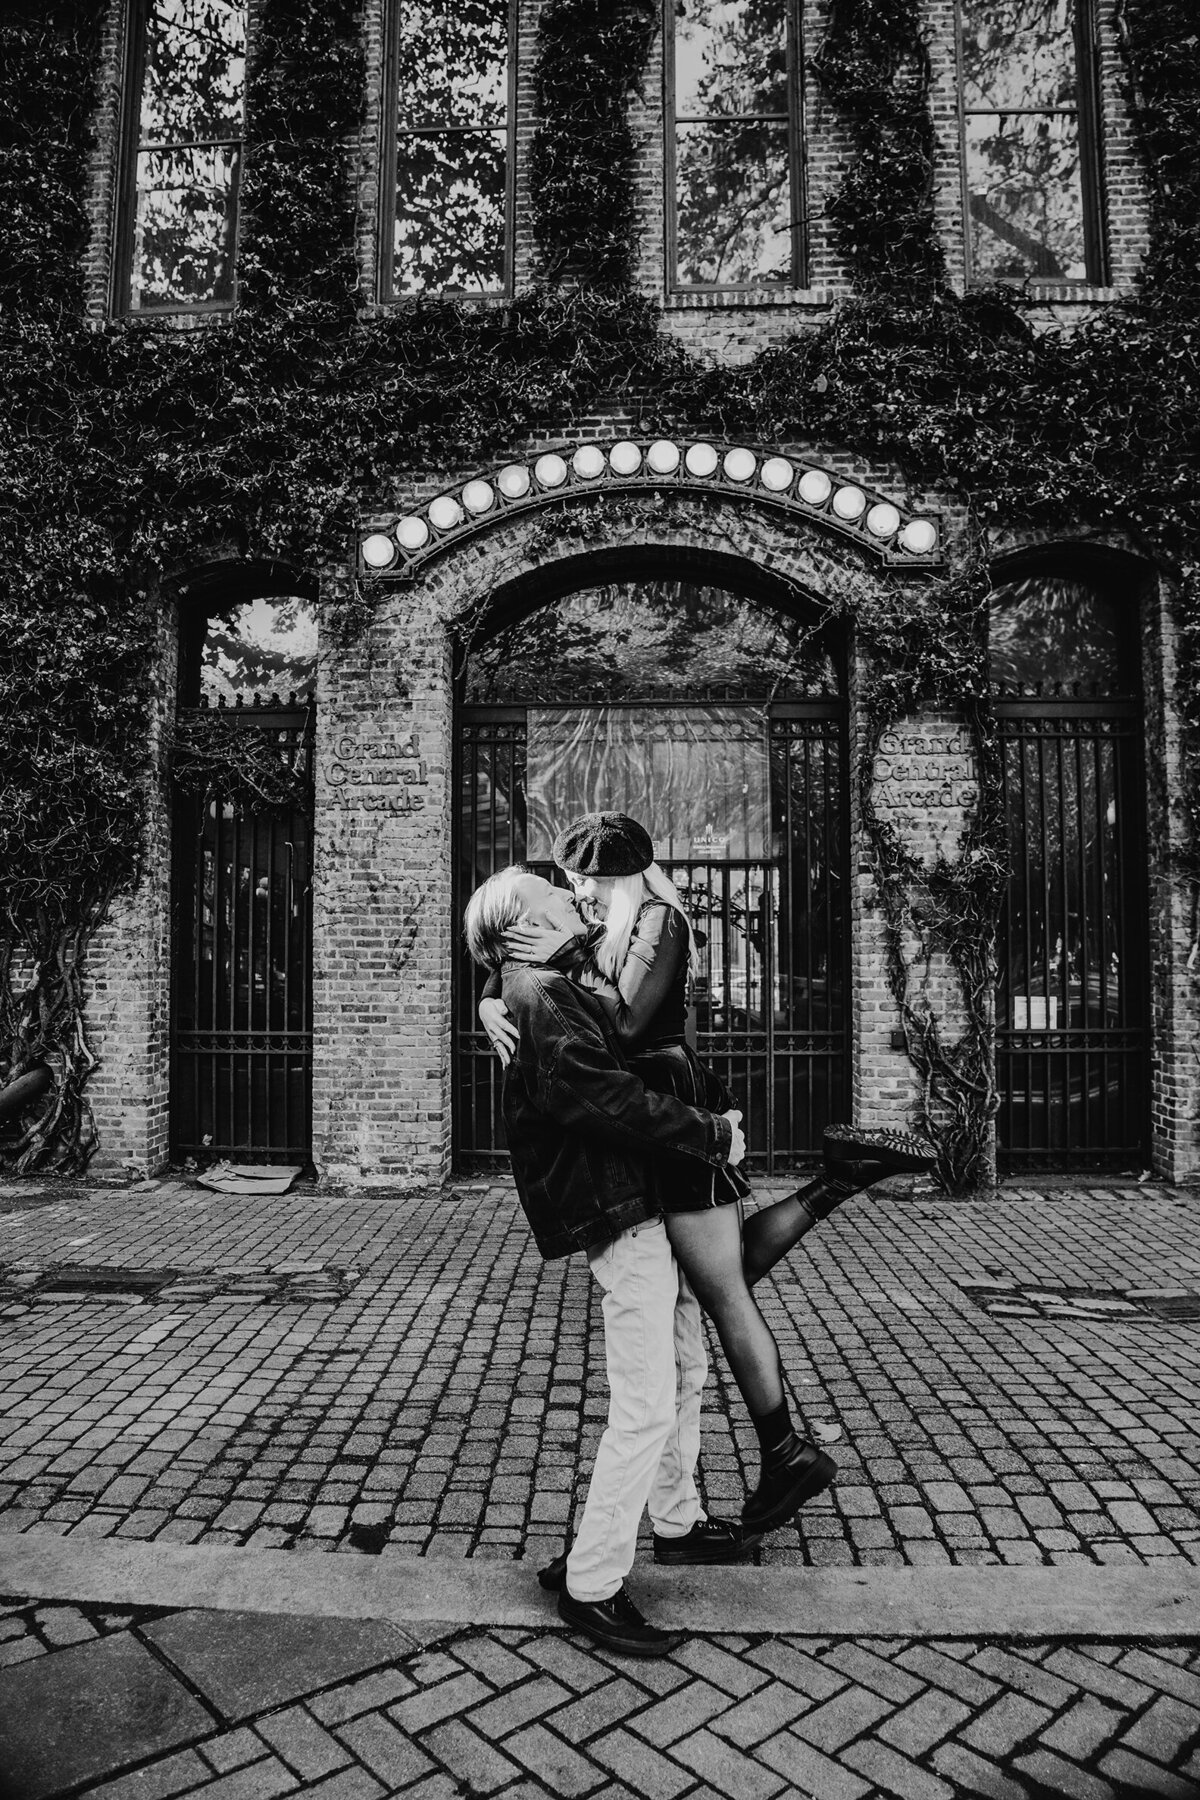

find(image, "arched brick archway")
[452,549,853,1174]
[313,487,937,1185]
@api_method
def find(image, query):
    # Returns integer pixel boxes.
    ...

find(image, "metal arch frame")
[358,439,944,577]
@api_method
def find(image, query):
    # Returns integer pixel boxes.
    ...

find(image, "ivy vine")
[529,0,657,287]
[0,0,1197,1187]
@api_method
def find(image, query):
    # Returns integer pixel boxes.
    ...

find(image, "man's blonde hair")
[463,865,530,970]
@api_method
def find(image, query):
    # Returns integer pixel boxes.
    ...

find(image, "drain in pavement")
[960,1280,1200,1323]
[0,1263,358,1310]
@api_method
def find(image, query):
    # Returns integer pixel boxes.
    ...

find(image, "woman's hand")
[479,997,519,1068]
[503,921,576,964]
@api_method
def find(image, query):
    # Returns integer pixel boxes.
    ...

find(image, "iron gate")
[170,700,314,1165]
[996,694,1149,1170]
[455,701,849,1173]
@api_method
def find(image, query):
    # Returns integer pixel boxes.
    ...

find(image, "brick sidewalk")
[0,1178,1197,1567]
[1,1175,1199,1798]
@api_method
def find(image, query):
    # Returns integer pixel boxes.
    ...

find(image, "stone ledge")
[4,1531,1198,1642]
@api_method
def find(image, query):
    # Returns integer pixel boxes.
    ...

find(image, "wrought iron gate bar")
[455,700,849,1174]
[171,705,314,1167]
[994,694,1148,1172]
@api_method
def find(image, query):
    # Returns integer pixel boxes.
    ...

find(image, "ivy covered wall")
[0,0,1197,1182]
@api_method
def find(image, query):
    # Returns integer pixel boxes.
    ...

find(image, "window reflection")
[128,0,245,310]
[464,580,837,703]
[958,0,1102,283]
[988,572,1130,694]
[389,0,511,296]
[670,0,799,289]
[194,598,318,705]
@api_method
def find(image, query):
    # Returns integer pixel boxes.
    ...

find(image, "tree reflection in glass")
[465,580,837,703]
[671,0,796,288]
[391,0,510,295]
[129,0,245,309]
[959,0,1091,282]
[988,573,1130,695]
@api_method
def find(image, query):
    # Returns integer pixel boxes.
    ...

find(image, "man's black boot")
[652,1515,762,1565]
[743,1433,837,1534]
[558,1585,684,1657]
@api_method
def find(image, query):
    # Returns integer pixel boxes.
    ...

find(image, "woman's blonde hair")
[593,861,701,984]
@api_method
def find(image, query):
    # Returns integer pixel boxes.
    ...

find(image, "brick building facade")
[69,0,1199,1187]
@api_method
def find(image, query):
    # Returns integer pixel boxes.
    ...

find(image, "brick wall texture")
[74,0,1196,1184]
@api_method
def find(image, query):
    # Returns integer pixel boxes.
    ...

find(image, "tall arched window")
[991,566,1148,1170]
[665,0,806,291]
[116,0,247,312]
[957,0,1107,285]
[380,0,517,299]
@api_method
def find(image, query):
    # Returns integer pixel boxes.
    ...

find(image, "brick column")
[84,602,176,1176]
[1147,574,1200,1180]
[311,588,454,1185]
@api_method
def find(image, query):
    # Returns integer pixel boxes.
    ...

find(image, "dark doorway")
[454,576,850,1173]
[170,600,316,1165]
[991,567,1150,1171]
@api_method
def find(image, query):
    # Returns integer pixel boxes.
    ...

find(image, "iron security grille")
[454,702,848,1173]
[996,696,1148,1171]
[171,701,314,1165]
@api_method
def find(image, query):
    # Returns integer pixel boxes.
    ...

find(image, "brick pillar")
[1148,574,1200,1180]
[84,602,176,1176]
[311,588,454,1185]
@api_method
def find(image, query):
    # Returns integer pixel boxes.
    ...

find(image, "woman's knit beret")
[552,811,654,878]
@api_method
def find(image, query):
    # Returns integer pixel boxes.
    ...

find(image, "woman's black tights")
[665,1206,784,1416]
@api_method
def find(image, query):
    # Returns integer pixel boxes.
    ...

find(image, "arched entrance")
[454,563,850,1173]
[170,597,317,1166]
[990,559,1151,1171]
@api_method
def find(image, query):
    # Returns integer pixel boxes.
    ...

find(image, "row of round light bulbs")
[361,439,939,568]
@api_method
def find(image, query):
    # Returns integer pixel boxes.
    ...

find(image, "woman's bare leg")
[665,1208,784,1415]
[665,1206,836,1531]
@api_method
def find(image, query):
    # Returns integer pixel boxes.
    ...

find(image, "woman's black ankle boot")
[743,1432,837,1533]
[821,1123,937,1192]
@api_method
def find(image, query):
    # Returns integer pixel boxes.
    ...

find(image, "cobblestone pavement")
[0,1178,1198,1568]
[1,1174,1199,1799]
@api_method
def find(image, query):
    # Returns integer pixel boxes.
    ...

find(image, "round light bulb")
[797,469,832,506]
[361,533,397,569]
[429,495,464,531]
[831,485,866,521]
[609,440,643,475]
[534,453,568,488]
[866,502,901,538]
[760,457,794,492]
[462,479,495,514]
[395,516,431,551]
[900,518,938,554]
[723,447,757,483]
[497,463,531,499]
[685,442,719,477]
[646,439,681,474]
[572,445,605,480]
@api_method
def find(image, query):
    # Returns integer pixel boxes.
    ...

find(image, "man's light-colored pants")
[566,1218,707,1603]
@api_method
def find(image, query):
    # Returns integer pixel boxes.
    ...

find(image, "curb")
[4,1531,1199,1640]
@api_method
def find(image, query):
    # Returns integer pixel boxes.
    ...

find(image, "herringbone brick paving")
[2,1176,1199,1796]
[1,1600,1198,1798]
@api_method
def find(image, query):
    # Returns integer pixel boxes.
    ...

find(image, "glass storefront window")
[464,578,837,703]
[988,570,1132,695]
[183,598,317,705]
